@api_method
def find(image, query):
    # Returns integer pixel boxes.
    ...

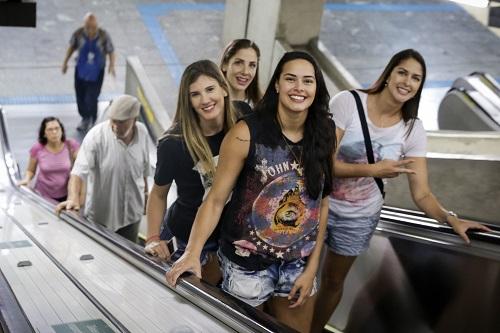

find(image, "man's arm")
[62,45,76,74]
[108,52,116,77]
[55,174,84,214]
[67,174,84,208]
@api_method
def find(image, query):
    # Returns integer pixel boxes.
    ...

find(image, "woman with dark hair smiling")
[311,49,491,332]
[166,51,336,332]
[19,117,79,202]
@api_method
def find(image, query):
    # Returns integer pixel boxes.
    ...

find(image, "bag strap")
[349,90,385,198]
[65,141,75,167]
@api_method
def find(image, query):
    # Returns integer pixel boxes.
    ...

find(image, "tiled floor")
[0,0,498,130]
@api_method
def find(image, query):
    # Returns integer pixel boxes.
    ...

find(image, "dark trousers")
[74,69,104,121]
[116,221,140,244]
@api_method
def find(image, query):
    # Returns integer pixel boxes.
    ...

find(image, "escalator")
[438,72,500,131]
[2,57,500,333]
[329,206,500,333]
[0,107,296,333]
[0,59,296,332]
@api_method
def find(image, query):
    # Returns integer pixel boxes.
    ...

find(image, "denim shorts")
[160,224,217,266]
[218,251,317,307]
[325,210,381,256]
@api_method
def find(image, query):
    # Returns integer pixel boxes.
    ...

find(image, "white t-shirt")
[329,90,427,218]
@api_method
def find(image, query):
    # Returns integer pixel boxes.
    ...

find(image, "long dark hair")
[38,117,66,145]
[361,49,427,136]
[254,51,336,199]
[220,39,262,105]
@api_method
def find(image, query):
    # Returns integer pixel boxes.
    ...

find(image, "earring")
[384,81,388,87]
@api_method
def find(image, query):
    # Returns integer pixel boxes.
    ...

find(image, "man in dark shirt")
[61,12,115,132]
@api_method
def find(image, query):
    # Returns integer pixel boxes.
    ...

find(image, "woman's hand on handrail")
[165,251,201,287]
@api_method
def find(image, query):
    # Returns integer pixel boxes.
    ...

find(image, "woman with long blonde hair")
[145,60,237,284]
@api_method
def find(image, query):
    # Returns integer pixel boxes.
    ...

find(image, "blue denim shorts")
[325,210,380,256]
[218,251,317,307]
[160,224,217,266]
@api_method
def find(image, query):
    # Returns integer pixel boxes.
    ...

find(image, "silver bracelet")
[145,241,160,252]
[444,210,457,224]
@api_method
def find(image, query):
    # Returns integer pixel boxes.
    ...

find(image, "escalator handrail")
[444,87,500,129]
[471,71,500,94]
[381,205,500,245]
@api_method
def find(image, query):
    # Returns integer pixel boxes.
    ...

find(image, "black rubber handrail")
[381,206,500,245]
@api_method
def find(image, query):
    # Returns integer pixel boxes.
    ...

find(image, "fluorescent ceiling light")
[449,0,489,8]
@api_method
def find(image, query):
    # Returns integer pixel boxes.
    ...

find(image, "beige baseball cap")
[108,95,140,120]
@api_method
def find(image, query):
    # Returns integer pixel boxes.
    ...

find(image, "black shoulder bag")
[349,90,385,198]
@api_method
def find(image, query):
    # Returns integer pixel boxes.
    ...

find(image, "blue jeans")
[75,68,104,121]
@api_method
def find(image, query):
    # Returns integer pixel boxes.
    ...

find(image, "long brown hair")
[167,60,237,180]
[361,49,427,136]
[220,39,262,105]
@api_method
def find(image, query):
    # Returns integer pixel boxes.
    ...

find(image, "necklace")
[277,116,304,177]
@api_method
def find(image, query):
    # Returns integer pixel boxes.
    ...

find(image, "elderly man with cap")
[56,95,151,242]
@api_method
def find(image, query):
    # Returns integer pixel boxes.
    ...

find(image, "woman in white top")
[311,49,491,332]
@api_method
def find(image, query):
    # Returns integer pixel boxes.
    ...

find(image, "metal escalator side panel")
[329,226,500,333]
[471,72,500,95]
[0,106,22,186]
[451,77,475,92]
[438,89,500,130]
[467,76,500,115]
[454,72,500,99]
[125,56,171,143]
[467,90,500,125]
[385,154,500,226]
[445,73,500,130]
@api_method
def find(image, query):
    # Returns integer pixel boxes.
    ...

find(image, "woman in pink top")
[18,117,79,202]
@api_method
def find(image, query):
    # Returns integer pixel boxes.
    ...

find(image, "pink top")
[30,139,80,200]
